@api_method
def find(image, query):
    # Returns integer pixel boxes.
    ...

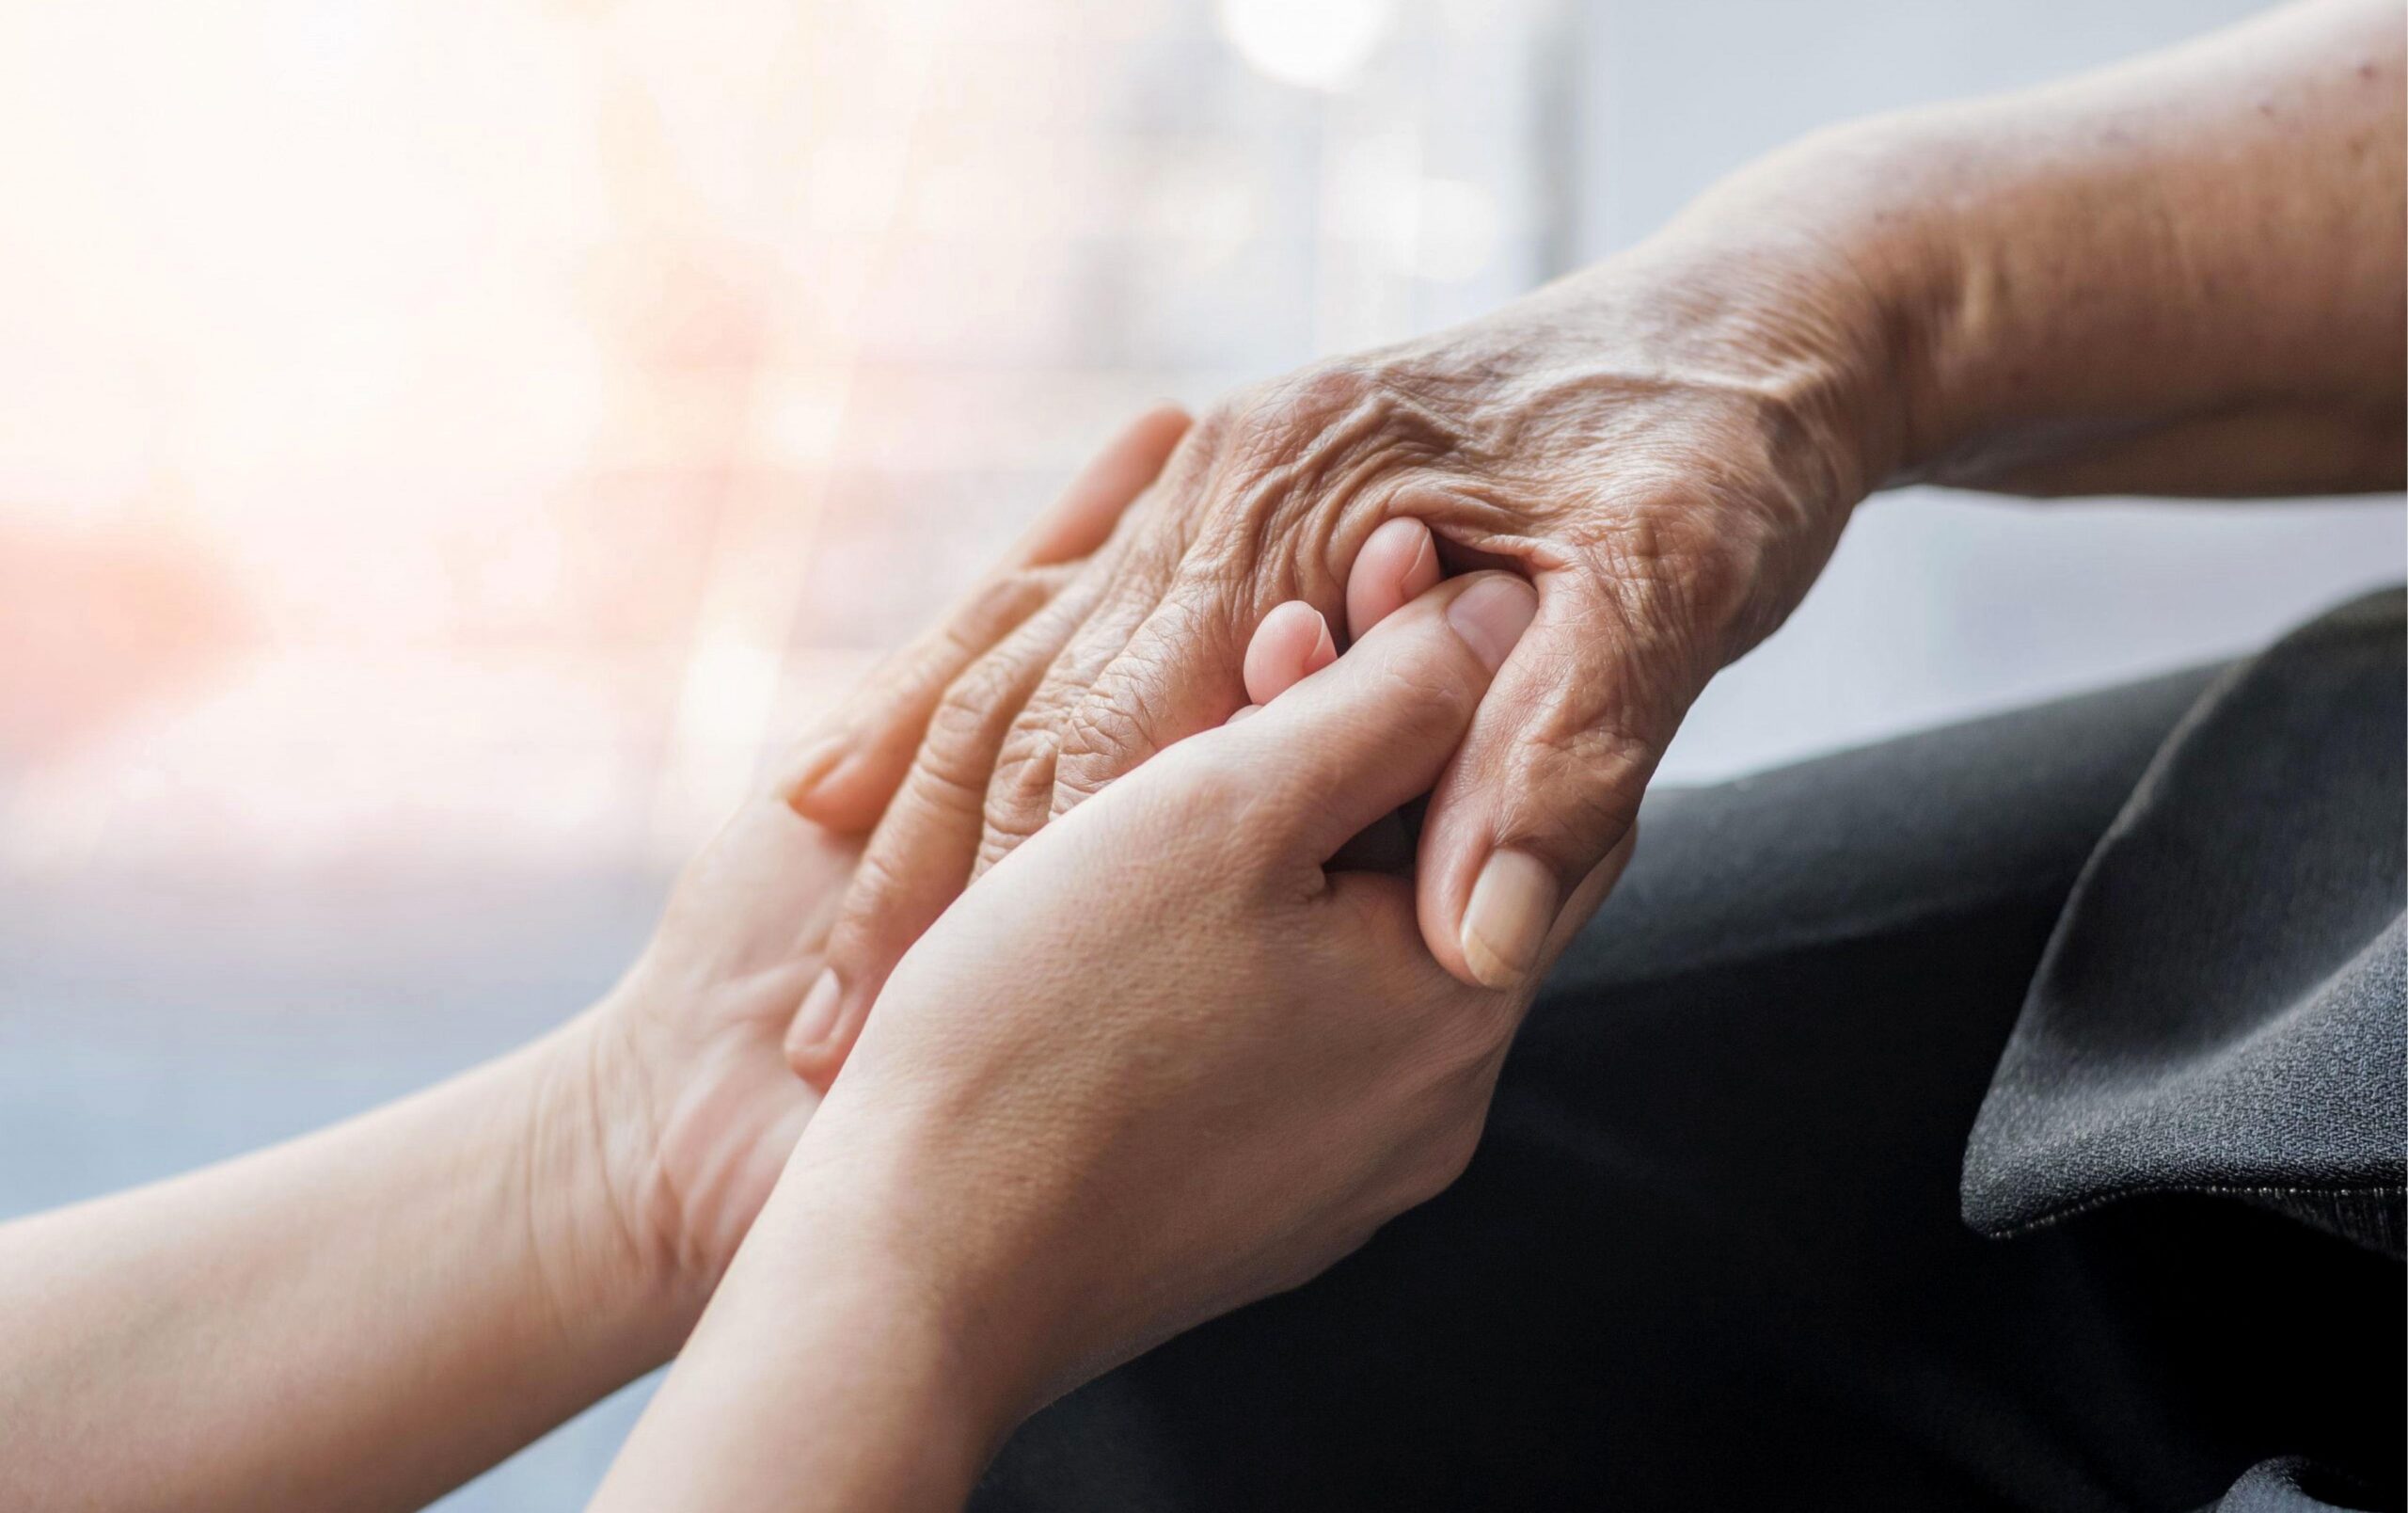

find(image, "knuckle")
[1165,532,1263,606]
[1420,1121,1485,1201]
[1154,744,1250,820]
[1054,712,1143,804]
[978,793,1048,868]
[1054,661,1171,800]
[1139,746,1291,872]
[1258,358,1383,431]
[923,647,1028,772]
[1190,364,1455,582]
[1185,393,1246,454]
[1145,365,1479,650]
[985,735,1057,824]
[942,567,1054,656]
[1142,581,1246,661]
[977,725,1059,867]
[897,744,990,830]
[1505,723,1651,856]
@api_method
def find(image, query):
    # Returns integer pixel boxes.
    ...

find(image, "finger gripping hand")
[982,374,1458,876]
[1211,571,1536,868]
[799,569,1543,1408]
[1234,516,1440,714]
[1417,569,1676,993]
[778,406,1188,1087]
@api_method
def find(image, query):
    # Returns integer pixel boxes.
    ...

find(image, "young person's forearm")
[591,1141,1015,1513]
[0,1013,680,1513]
[1636,0,2403,499]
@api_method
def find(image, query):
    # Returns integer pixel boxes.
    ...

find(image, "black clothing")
[1965,591,2403,1259]
[974,591,2406,1513]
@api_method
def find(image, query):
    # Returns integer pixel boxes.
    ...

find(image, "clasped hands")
[596,448,1595,1407]
[587,261,1881,1499]
[12,14,2394,1498]
[587,486,1603,1508]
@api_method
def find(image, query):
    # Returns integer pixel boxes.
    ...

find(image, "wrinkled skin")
[770,572,1631,1416]
[596,440,1490,1301]
[784,0,2406,1084]
[786,242,1894,1077]
[588,405,1192,1298]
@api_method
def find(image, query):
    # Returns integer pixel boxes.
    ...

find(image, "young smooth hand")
[0,412,1181,1513]
[588,406,1194,1302]
[597,567,1635,1511]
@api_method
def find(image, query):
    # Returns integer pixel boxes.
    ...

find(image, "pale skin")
[4,5,2400,1507]
[0,412,1195,1511]
[594,565,1576,1513]
[0,441,1441,1512]
[783,0,2406,1085]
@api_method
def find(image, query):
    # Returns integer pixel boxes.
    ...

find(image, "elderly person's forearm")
[780,0,2403,1090]
[1639,0,2402,499]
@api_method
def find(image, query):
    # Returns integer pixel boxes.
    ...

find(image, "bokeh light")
[0,0,1554,884]
[1217,0,1399,89]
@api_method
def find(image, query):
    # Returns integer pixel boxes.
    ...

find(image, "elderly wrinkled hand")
[782,0,2405,1092]
[600,565,1657,1513]
[784,250,1892,1081]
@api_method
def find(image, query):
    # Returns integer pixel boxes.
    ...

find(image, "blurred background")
[1,0,2398,1503]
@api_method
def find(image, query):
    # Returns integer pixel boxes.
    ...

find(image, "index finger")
[1040,502,1411,831]
[784,404,1189,832]
[1206,572,1538,865]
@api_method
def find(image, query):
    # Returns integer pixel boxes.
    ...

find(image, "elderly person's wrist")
[1537,104,2058,507]
[1537,247,1908,505]
[1605,119,1967,504]
[1334,222,1915,670]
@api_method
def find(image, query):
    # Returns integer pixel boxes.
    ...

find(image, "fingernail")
[785,734,855,812]
[1402,522,1437,586]
[1460,848,1558,989]
[787,967,844,1053]
[1308,613,1337,669]
[1447,577,1538,672]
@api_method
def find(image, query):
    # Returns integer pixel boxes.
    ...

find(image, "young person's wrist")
[748,1222,1019,1512]
[514,1011,705,1367]
[769,1108,1059,1434]
[593,1123,1038,1512]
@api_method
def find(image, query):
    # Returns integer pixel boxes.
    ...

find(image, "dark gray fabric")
[968,597,2398,1503]
[2205,1457,2388,1512]
[974,625,2404,1513]
[1964,590,2407,1253]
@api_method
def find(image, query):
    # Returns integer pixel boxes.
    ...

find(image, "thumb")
[1416,575,1680,990]
[1213,572,1537,863]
